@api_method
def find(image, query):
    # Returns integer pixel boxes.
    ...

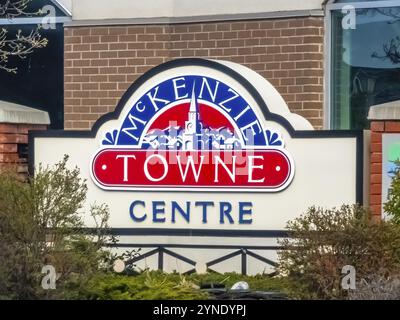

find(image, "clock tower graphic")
[142,84,243,151]
[183,89,203,150]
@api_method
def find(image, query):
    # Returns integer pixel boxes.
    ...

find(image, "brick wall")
[0,123,47,177]
[64,17,324,130]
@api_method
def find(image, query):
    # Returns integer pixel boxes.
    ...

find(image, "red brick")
[371,143,382,153]
[17,124,47,134]
[370,132,382,144]
[0,144,17,153]
[0,124,18,134]
[371,121,384,132]
[0,134,27,144]
[0,153,20,163]
[370,184,382,195]
[370,195,382,206]
[385,121,400,132]
[370,153,382,164]
[370,174,382,184]
[370,205,382,216]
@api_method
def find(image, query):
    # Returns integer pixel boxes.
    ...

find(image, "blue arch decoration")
[102,75,283,148]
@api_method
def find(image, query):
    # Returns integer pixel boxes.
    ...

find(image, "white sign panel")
[30,59,362,274]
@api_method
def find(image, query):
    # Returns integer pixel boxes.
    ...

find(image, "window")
[0,0,70,129]
[329,1,400,129]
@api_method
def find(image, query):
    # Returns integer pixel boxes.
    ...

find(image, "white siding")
[69,0,323,21]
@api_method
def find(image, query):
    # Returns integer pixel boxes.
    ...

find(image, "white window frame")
[324,0,400,129]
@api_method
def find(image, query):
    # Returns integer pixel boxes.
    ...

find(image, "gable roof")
[51,0,72,16]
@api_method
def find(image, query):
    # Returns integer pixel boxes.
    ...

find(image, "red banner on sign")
[91,149,292,191]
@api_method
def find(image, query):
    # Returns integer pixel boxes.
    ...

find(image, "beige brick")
[64,16,324,130]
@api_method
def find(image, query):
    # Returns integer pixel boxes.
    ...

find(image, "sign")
[30,59,363,274]
[382,134,400,219]
[90,75,294,192]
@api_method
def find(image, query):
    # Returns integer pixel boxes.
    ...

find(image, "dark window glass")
[0,23,64,128]
[331,7,400,129]
[0,0,67,129]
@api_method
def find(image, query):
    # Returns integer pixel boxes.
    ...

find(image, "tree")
[0,0,48,73]
[278,205,400,299]
[384,160,400,224]
[0,156,115,299]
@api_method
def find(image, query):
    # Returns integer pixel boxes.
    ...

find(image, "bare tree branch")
[0,0,40,19]
[0,0,48,73]
[362,8,400,65]
[375,7,400,24]
[372,37,400,65]
[358,7,400,24]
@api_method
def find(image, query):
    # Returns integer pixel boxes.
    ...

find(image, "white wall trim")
[327,0,400,10]
[64,9,324,27]
[323,3,332,129]
[0,17,71,25]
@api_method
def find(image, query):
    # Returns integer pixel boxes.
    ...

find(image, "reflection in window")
[331,7,400,129]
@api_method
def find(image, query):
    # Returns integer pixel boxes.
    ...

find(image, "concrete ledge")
[0,100,50,125]
[64,10,324,27]
[368,100,400,121]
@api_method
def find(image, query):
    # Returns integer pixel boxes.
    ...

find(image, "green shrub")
[0,156,114,299]
[73,271,208,300]
[0,156,291,300]
[277,205,400,299]
[69,270,289,300]
[384,160,400,224]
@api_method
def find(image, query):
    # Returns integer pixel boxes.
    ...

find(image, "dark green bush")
[69,270,288,300]
[71,271,208,300]
[277,205,400,299]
